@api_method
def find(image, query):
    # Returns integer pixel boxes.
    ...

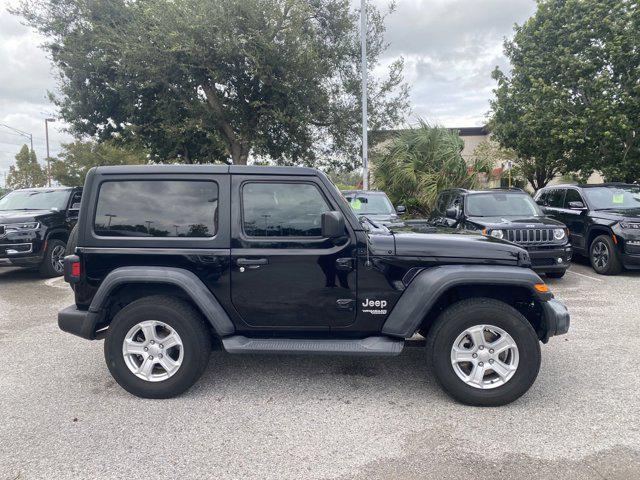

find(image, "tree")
[374,121,493,215]
[51,140,148,187]
[15,0,409,167]
[490,0,640,188]
[6,145,46,189]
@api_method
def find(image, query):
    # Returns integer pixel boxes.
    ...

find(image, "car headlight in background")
[619,222,640,230]
[553,228,566,240]
[490,229,504,239]
[3,222,40,232]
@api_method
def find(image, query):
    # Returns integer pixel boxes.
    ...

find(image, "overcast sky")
[0,0,536,185]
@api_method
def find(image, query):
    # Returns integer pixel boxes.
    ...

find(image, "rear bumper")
[527,245,572,273]
[541,298,570,341]
[58,305,103,340]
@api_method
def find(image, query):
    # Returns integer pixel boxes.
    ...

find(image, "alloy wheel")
[450,324,519,389]
[592,241,609,269]
[122,320,184,382]
[51,245,66,273]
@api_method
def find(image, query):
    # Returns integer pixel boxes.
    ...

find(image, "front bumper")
[527,245,572,273]
[0,232,46,267]
[58,305,104,340]
[541,298,570,342]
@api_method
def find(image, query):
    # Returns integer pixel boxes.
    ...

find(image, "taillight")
[64,255,81,283]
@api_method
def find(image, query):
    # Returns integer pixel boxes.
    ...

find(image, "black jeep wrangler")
[430,188,573,278]
[59,166,569,406]
[0,187,83,277]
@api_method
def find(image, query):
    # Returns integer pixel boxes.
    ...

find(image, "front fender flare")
[88,266,235,337]
[381,265,549,338]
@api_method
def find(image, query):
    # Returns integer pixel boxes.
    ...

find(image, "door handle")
[236,258,269,266]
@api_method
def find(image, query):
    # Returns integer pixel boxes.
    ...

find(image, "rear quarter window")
[94,180,218,238]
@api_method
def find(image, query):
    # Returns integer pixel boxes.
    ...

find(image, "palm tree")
[374,120,493,215]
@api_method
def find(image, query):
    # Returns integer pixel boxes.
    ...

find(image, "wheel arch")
[382,265,549,340]
[587,225,614,250]
[46,228,70,243]
[88,267,235,338]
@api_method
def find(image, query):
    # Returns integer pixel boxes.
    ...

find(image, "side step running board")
[222,335,404,356]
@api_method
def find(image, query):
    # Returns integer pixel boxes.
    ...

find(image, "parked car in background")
[534,183,640,275]
[0,187,83,277]
[342,190,405,226]
[430,188,572,278]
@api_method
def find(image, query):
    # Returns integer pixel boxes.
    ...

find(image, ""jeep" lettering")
[362,298,387,309]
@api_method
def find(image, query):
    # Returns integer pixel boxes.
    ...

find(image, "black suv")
[0,187,83,277]
[534,183,640,275]
[430,188,572,278]
[58,165,569,406]
[342,190,406,226]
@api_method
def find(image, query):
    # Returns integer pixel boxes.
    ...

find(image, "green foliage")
[50,140,148,187]
[491,0,640,188]
[6,145,46,189]
[374,121,493,215]
[15,0,409,167]
[473,139,527,188]
[327,170,362,191]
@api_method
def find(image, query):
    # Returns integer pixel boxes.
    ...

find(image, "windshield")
[0,189,71,211]
[582,185,640,210]
[344,193,395,215]
[466,193,541,217]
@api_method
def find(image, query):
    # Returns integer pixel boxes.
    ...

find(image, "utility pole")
[45,118,56,187]
[360,0,369,190]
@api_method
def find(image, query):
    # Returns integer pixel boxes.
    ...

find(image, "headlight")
[490,230,504,239]
[619,222,640,230]
[553,228,566,240]
[3,222,40,232]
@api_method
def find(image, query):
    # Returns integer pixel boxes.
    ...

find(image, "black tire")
[426,298,541,407]
[546,271,566,279]
[66,224,79,256]
[104,295,212,399]
[38,238,66,278]
[589,234,623,275]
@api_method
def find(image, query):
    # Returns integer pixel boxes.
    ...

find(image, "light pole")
[45,118,56,187]
[360,0,369,190]
[0,123,33,152]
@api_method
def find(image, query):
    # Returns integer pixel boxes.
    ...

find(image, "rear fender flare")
[88,266,235,337]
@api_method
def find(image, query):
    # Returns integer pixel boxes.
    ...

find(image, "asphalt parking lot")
[1,260,639,480]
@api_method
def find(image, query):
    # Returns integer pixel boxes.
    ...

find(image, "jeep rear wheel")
[426,298,541,406]
[104,296,211,399]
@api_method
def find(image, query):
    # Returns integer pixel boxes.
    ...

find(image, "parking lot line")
[566,269,603,282]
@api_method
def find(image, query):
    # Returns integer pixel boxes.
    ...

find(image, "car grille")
[505,228,557,245]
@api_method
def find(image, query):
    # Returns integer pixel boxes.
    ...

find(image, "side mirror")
[535,199,545,206]
[321,211,346,238]
[445,207,460,220]
[568,201,586,210]
[396,205,406,214]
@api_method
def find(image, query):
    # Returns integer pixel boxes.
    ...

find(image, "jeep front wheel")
[590,234,622,275]
[104,296,212,399]
[39,239,66,278]
[426,298,541,406]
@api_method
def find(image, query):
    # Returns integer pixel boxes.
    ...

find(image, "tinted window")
[344,193,394,215]
[69,191,82,209]
[547,189,565,208]
[94,180,218,237]
[582,185,640,210]
[243,182,330,237]
[466,193,541,216]
[0,189,71,211]
[435,192,450,214]
[563,189,584,208]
